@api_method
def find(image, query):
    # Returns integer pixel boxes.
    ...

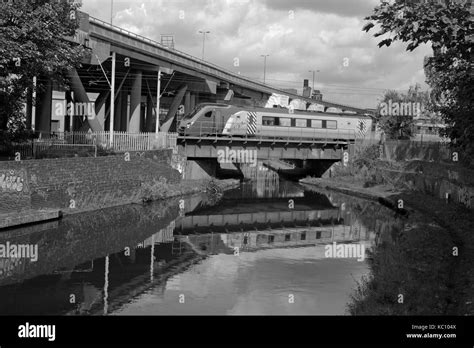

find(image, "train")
[178,103,373,141]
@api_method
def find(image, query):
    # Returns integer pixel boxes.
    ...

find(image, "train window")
[285,234,291,241]
[301,232,306,240]
[295,119,307,127]
[268,235,275,243]
[279,118,291,127]
[262,116,276,126]
[204,111,212,118]
[326,120,337,129]
[311,120,323,128]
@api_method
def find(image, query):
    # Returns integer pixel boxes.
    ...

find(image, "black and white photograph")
[0,0,472,346]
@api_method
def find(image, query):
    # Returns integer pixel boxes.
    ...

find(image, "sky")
[80,0,433,109]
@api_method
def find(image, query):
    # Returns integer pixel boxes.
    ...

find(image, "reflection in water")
[104,255,109,316]
[0,174,405,315]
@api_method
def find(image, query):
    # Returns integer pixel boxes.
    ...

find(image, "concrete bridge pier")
[120,90,129,132]
[129,70,142,133]
[146,94,154,132]
[35,77,53,134]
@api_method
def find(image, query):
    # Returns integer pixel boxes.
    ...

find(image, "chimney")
[303,79,311,98]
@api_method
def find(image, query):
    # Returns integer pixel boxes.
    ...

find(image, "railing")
[36,131,178,152]
[181,121,356,144]
[10,142,98,160]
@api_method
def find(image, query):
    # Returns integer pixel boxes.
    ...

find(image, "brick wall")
[0,150,181,214]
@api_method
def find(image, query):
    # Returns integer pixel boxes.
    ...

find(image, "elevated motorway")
[81,13,365,112]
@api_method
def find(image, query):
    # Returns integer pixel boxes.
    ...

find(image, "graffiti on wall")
[0,170,28,193]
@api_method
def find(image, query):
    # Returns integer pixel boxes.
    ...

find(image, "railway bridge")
[178,128,355,179]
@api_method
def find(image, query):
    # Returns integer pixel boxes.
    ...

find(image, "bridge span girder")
[179,142,345,161]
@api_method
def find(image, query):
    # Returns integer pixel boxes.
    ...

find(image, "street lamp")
[261,54,270,84]
[199,30,210,60]
[308,69,320,96]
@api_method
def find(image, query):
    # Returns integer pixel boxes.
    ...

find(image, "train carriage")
[178,103,373,141]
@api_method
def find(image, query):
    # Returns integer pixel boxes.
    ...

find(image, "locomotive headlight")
[186,124,191,128]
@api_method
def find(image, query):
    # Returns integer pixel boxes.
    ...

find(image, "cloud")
[261,0,381,18]
[80,0,431,108]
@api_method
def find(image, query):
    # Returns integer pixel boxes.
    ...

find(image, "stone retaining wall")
[0,150,181,214]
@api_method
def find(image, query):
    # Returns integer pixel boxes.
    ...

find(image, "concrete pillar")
[114,92,122,131]
[129,70,142,133]
[94,91,109,131]
[184,91,191,114]
[120,91,128,132]
[64,90,72,132]
[191,93,198,110]
[146,94,154,132]
[103,95,111,132]
[68,69,102,132]
[35,78,53,135]
[140,102,146,132]
[190,93,196,110]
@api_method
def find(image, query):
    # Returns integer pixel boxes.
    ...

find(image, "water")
[0,169,405,315]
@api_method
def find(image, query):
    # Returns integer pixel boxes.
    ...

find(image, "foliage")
[0,0,86,135]
[375,85,432,140]
[363,0,473,158]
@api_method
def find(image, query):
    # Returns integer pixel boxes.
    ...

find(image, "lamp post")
[199,30,210,60]
[261,54,270,84]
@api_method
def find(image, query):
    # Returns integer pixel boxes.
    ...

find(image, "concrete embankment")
[0,149,239,230]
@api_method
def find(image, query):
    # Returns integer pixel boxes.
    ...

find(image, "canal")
[0,167,406,315]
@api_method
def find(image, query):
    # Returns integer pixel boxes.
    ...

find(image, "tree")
[376,85,430,140]
[0,0,86,138]
[363,0,473,159]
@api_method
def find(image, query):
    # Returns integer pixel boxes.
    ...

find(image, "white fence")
[38,131,178,152]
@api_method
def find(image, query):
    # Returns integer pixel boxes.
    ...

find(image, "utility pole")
[155,68,161,134]
[109,51,116,147]
[199,30,210,60]
[261,54,269,84]
[110,0,114,25]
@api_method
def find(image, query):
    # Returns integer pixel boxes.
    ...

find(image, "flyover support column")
[120,90,128,131]
[64,90,72,132]
[184,91,191,114]
[190,93,196,110]
[35,77,53,135]
[146,94,154,132]
[191,93,198,110]
[114,91,122,131]
[129,70,142,133]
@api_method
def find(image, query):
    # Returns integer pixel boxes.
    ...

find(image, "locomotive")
[178,103,373,141]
